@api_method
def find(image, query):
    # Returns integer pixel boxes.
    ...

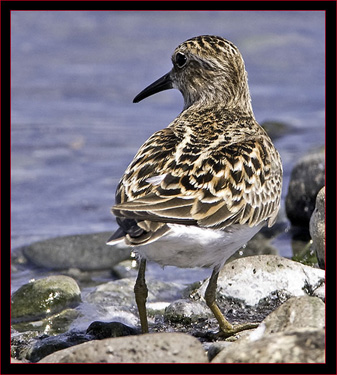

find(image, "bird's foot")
[216,321,259,339]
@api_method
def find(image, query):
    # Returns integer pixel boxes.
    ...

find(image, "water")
[11,12,325,279]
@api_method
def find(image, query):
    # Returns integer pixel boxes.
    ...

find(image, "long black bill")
[133,72,172,103]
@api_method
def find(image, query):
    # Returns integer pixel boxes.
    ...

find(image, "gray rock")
[11,276,81,323]
[309,187,325,269]
[195,255,325,308]
[39,332,208,363]
[164,299,212,324]
[285,151,325,227]
[262,296,325,335]
[22,232,131,270]
[211,328,325,363]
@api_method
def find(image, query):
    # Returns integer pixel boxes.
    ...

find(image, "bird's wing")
[112,128,282,232]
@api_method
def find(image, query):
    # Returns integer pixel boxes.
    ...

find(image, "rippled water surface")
[11,11,325,287]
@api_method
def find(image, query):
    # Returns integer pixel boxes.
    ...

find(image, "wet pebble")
[285,151,325,227]
[21,232,131,270]
[309,187,325,269]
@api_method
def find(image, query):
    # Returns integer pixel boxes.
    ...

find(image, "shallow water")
[11,11,325,289]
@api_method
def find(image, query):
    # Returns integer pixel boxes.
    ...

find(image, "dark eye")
[175,52,187,68]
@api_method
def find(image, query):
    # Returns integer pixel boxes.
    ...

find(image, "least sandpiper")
[107,35,283,337]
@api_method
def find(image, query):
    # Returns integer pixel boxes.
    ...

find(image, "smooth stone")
[195,255,325,307]
[211,328,325,363]
[22,232,131,270]
[285,151,325,227]
[309,187,325,269]
[262,296,325,335]
[11,276,81,323]
[39,332,208,363]
[164,299,212,324]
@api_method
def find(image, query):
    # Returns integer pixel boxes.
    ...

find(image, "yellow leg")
[134,258,149,334]
[205,268,258,338]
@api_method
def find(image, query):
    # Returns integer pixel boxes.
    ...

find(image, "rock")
[262,296,325,335]
[211,328,325,363]
[39,332,208,363]
[195,255,325,308]
[164,299,211,324]
[86,321,139,339]
[11,276,81,323]
[285,151,325,227]
[22,232,131,270]
[309,187,325,269]
[25,330,90,363]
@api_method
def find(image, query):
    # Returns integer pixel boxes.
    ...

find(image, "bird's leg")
[134,258,149,334]
[205,268,258,338]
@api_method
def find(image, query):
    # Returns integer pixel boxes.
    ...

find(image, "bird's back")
[110,104,282,248]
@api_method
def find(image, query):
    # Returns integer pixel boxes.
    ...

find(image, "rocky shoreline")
[11,150,325,363]
[11,251,325,363]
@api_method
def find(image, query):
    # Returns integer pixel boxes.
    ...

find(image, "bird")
[107,35,283,337]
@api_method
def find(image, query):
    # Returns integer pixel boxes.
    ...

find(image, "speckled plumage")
[108,35,283,335]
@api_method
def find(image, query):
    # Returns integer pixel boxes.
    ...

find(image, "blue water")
[11,11,325,260]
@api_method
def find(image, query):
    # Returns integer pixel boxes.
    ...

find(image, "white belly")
[135,223,264,270]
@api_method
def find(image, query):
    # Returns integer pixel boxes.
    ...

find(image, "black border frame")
[2,2,336,374]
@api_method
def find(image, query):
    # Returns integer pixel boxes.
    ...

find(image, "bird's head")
[133,35,252,114]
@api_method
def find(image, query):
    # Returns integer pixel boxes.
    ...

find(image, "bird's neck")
[182,79,254,116]
[183,90,254,117]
